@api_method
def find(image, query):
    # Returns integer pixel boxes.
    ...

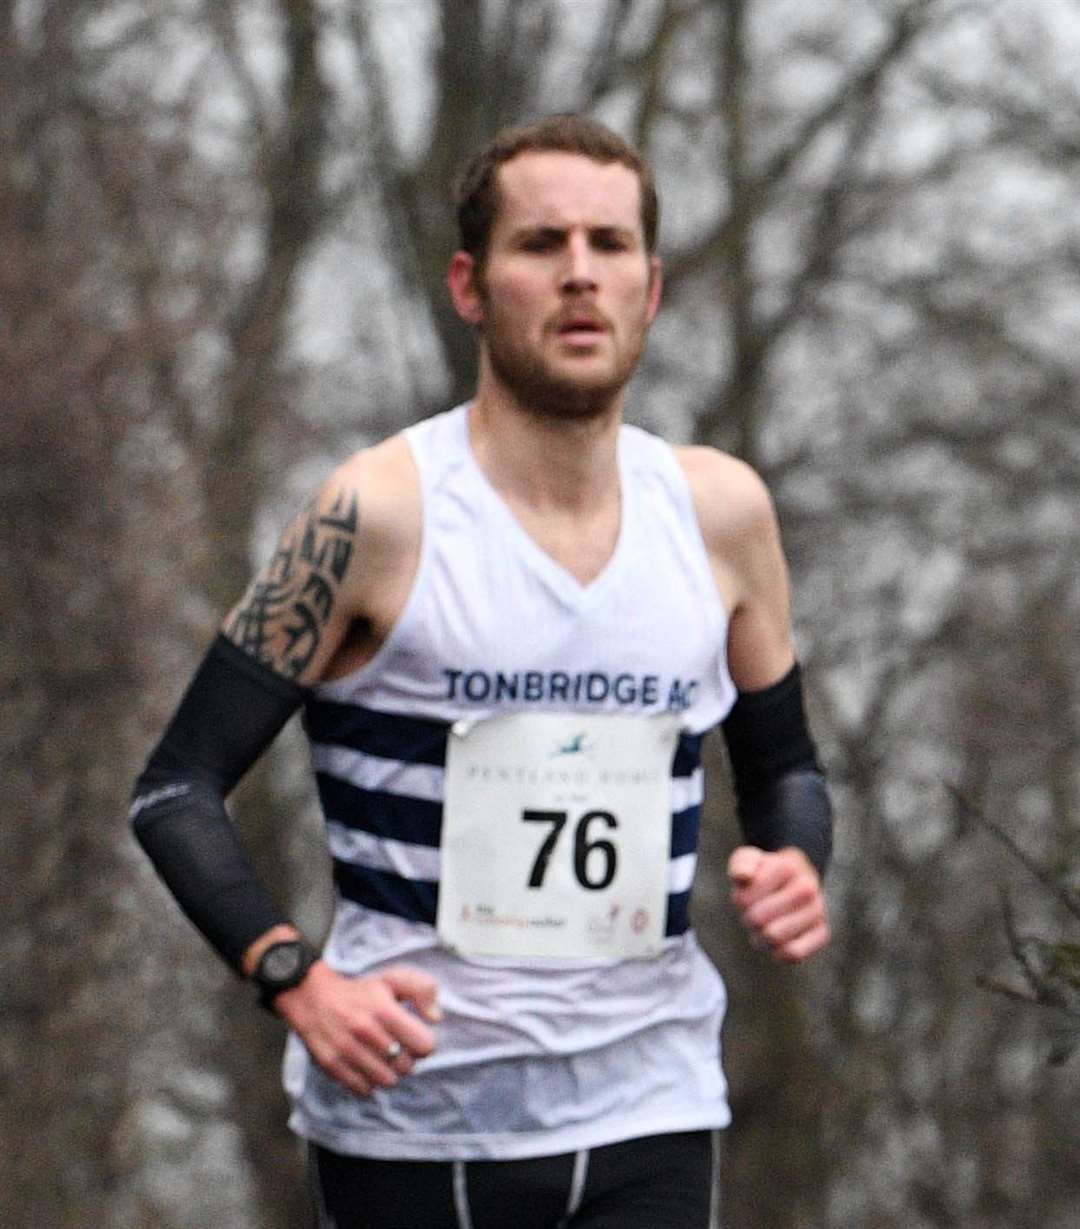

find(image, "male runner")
[132,115,832,1228]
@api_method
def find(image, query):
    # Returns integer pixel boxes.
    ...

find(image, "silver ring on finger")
[384,1040,403,1063]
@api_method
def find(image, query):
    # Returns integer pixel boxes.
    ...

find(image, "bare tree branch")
[948,787,1080,923]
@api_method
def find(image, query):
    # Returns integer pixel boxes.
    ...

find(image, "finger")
[336,1006,428,1085]
[317,1046,374,1098]
[351,1023,412,1086]
[772,920,830,963]
[376,1000,438,1058]
[729,850,794,905]
[759,900,826,949]
[351,981,437,1059]
[388,1048,416,1077]
[727,846,764,887]
[310,1008,407,1091]
[741,876,820,932]
[381,966,443,1023]
[732,849,819,913]
[345,1031,415,1090]
[368,1033,418,1078]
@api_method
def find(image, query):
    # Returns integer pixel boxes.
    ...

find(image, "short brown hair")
[454,114,659,267]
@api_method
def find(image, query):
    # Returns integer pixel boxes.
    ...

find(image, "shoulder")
[285,432,421,625]
[674,447,795,686]
[672,444,779,556]
[320,432,420,550]
[329,431,417,496]
[221,432,422,684]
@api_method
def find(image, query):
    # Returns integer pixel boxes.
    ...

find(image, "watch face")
[262,944,303,983]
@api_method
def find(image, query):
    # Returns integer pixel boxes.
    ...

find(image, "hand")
[727,845,830,963]
[274,962,442,1097]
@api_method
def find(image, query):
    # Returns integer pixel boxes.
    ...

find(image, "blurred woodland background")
[3,1,1079,1226]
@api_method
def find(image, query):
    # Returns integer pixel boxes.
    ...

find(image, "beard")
[480,301,650,422]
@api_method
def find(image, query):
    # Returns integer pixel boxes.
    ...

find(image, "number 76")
[522,809,619,891]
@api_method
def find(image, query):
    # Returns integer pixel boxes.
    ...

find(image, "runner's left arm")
[680,447,832,962]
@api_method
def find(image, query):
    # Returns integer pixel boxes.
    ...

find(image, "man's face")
[457,151,661,418]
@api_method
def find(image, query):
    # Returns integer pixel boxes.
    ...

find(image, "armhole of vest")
[654,438,737,725]
[655,438,729,622]
[622,431,732,720]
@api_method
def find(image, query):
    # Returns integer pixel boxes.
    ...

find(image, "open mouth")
[557,316,607,341]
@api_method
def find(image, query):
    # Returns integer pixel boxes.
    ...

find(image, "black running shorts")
[310,1129,716,1228]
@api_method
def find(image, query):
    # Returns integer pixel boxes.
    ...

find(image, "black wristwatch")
[252,939,319,1010]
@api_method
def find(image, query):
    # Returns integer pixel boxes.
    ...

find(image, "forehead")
[492,151,644,237]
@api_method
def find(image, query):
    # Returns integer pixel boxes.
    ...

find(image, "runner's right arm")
[131,455,440,1093]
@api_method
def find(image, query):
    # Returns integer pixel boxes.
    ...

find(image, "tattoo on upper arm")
[225,489,359,680]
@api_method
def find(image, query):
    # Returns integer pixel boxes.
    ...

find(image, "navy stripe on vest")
[316,774,442,847]
[332,859,692,938]
[665,891,691,937]
[307,700,702,779]
[334,862,439,925]
[305,699,450,767]
[672,732,702,778]
[318,771,697,860]
[670,805,701,860]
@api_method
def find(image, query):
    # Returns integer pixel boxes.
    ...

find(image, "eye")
[518,230,562,252]
[593,230,633,252]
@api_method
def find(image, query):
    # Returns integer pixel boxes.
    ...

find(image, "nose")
[560,232,597,294]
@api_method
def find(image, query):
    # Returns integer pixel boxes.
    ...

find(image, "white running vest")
[284,404,738,1160]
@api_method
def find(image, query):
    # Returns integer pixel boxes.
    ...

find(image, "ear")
[447,251,484,325]
[646,254,663,324]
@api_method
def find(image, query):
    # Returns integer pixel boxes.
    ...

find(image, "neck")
[468,372,623,512]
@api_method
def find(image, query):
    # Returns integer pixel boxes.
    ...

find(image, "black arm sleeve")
[720,662,833,878]
[130,634,306,970]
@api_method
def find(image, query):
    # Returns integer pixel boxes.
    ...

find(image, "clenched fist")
[728,845,830,963]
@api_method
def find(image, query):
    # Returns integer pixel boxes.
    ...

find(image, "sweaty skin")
[229,150,829,1097]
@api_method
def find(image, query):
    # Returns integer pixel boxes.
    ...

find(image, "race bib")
[437,711,681,959]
